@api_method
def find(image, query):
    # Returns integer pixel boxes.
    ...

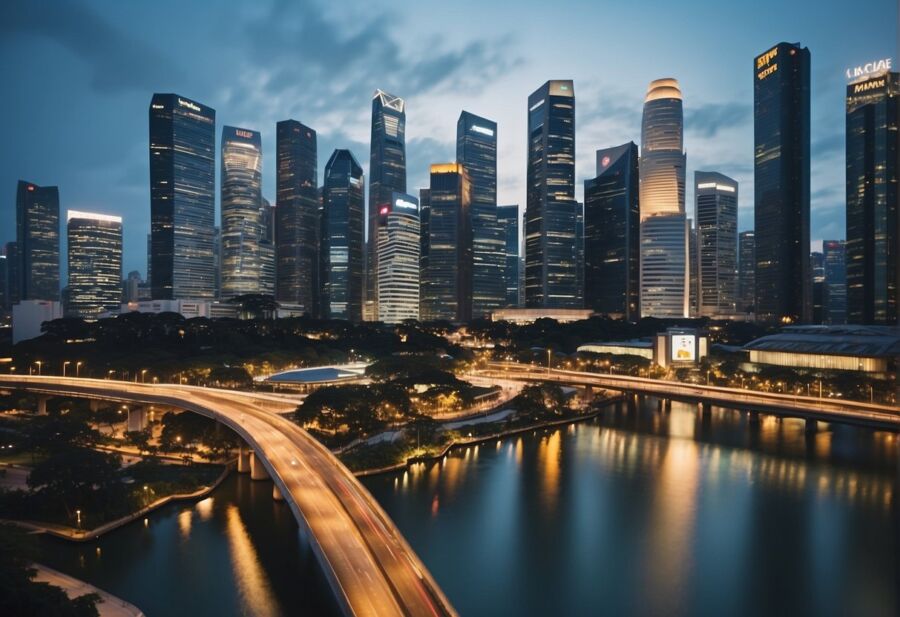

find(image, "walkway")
[33,564,144,617]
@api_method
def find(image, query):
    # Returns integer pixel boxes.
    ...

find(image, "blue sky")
[1,0,896,278]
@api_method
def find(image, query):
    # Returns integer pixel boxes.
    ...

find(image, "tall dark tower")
[367,90,406,320]
[584,143,640,320]
[753,43,811,323]
[845,71,899,324]
[149,94,216,300]
[276,119,319,315]
[16,180,59,301]
[525,80,578,308]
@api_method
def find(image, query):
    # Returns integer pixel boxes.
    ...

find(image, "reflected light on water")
[225,505,281,617]
[537,432,561,513]
[196,497,214,521]
[178,510,192,540]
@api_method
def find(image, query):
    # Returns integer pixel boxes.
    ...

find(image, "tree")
[124,429,153,455]
[27,449,122,519]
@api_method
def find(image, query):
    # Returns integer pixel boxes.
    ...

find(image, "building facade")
[320,149,365,322]
[377,193,420,323]
[695,172,738,317]
[276,119,319,315]
[16,180,59,301]
[738,231,756,315]
[220,126,263,299]
[639,79,688,317]
[66,211,122,319]
[753,43,811,323]
[496,205,520,307]
[525,80,578,308]
[149,94,216,300]
[584,142,640,320]
[845,71,899,324]
[823,239,847,324]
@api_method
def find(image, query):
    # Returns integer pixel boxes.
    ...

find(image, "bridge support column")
[626,393,637,412]
[127,406,148,432]
[250,451,269,481]
[272,484,284,501]
[89,399,101,412]
[699,402,712,419]
[656,399,663,412]
[805,419,818,433]
[748,411,760,425]
[237,446,250,473]
[664,399,672,412]
[581,386,595,403]
[36,395,49,415]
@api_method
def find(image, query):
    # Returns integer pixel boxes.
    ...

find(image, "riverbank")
[33,563,145,617]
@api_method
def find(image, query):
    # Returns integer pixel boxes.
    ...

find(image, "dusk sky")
[1,0,896,278]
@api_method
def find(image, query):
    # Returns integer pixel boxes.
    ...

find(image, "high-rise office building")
[846,71,899,324]
[419,188,431,293]
[639,79,688,317]
[66,211,122,319]
[258,198,275,296]
[738,231,756,315]
[367,90,407,319]
[377,193,420,323]
[823,240,847,324]
[584,142,640,320]
[457,111,505,317]
[276,119,319,315]
[0,254,7,310]
[525,80,578,308]
[754,43,811,323]
[149,94,216,300]
[811,251,825,323]
[320,149,365,322]
[220,126,263,299]
[4,242,20,307]
[695,172,738,317]
[124,270,142,303]
[576,201,585,305]
[16,180,59,301]
[421,164,472,322]
[496,205,521,307]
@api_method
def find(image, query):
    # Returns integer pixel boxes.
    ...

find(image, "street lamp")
[76,509,82,529]
[35,361,42,376]
[108,369,115,380]
[547,349,552,375]
[63,361,71,377]
[76,361,83,377]
[141,369,148,383]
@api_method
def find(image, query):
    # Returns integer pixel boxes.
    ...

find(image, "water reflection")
[225,505,282,617]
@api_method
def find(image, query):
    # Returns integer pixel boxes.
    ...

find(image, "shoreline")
[352,393,623,477]
[4,463,233,543]
[33,563,145,617]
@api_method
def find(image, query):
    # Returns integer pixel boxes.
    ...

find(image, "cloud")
[685,102,750,138]
[0,0,183,93]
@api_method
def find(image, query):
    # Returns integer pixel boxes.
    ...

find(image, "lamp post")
[76,509,82,529]
[35,361,42,376]
[141,369,148,383]
[546,349,552,375]
[63,361,70,377]
[76,361,83,377]
[108,369,115,380]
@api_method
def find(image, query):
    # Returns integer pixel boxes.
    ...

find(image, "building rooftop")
[744,325,900,358]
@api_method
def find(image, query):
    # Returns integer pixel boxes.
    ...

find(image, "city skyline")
[1,0,893,278]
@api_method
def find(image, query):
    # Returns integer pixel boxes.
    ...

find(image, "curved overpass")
[482,362,900,431]
[0,375,456,617]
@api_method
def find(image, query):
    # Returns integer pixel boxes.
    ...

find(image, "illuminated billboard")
[671,334,696,362]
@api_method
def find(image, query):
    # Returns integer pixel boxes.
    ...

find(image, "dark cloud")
[0,0,182,93]
[685,102,750,137]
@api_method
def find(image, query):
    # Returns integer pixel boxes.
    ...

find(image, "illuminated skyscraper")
[421,164,472,322]
[367,90,406,319]
[639,79,688,317]
[754,42,811,323]
[149,94,216,300]
[16,180,59,301]
[525,80,578,308]
[496,205,520,307]
[377,193,420,323]
[321,149,364,322]
[66,211,122,319]
[823,240,847,324]
[457,111,504,316]
[846,71,899,324]
[695,172,738,317]
[738,231,756,315]
[220,126,262,299]
[584,143,640,320]
[276,119,319,315]
[258,198,275,296]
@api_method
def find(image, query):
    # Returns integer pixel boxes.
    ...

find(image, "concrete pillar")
[89,399,100,412]
[664,399,672,412]
[272,484,284,501]
[748,411,760,425]
[36,396,48,415]
[805,419,818,433]
[582,386,595,403]
[127,406,148,432]
[237,446,250,473]
[250,451,269,481]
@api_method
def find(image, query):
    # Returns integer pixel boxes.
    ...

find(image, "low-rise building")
[491,308,593,325]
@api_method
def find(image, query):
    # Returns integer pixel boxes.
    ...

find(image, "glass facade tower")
[276,119,319,315]
[220,126,263,299]
[823,239,847,324]
[845,71,899,324]
[695,171,738,317]
[639,79,688,317]
[321,149,365,322]
[738,231,756,315]
[525,80,578,308]
[584,143,640,320]
[753,43,811,323]
[149,94,216,300]
[66,211,122,319]
[377,193,420,324]
[16,180,59,301]
[496,205,520,307]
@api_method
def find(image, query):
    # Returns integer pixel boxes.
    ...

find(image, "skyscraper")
[276,119,319,315]
[695,172,738,317]
[367,90,406,319]
[845,71,899,324]
[639,78,688,317]
[583,142,640,320]
[419,188,431,303]
[0,254,7,310]
[16,180,59,301]
[823,240,847,324]
[220,126,263,299]
[421,164,472,322]
[811,251,825,323]
[496,205,521,307]
[320,149,364,322]
[149,94,216,300]
[66,211,122,319]
[258,198,276,296]
[377,193,420,324]
[4,242,20,307]
[754,43,811,323]
[525,80,578,308]
[738,231,756,315]
[457,111,505,317]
